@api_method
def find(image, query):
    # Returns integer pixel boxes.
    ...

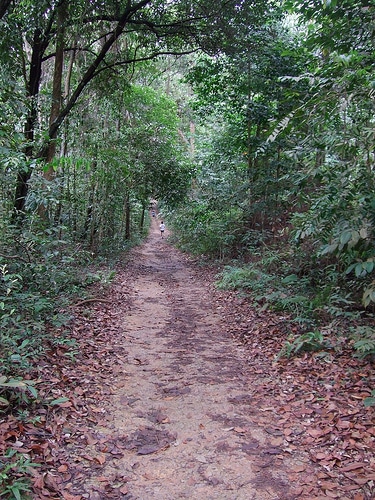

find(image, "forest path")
[75,216,299,499]
[27,216,374,499]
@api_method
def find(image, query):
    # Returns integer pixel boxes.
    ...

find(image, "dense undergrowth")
[0,218,148,498]
[169,210,375,378]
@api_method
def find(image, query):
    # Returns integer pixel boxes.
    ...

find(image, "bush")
[0,226,95,378]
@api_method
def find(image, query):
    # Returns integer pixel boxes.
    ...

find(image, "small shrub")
[351,326,375,359]
[277,330,328,359]
[0,449,39,500]
[216,264,264,290]
[0,376,38,410]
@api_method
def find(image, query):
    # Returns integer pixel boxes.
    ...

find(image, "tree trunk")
[37,3,66,221]
[125,194,131,240]
[83,176,96,241]
[140,203,146,230]
[14,2,142,215]
[0,0,12,20]
[45,1,66,178]
[13,28,46,215]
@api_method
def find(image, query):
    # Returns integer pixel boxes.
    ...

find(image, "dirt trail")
[78,217,300,499]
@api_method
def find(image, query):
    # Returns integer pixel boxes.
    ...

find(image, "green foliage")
[214,242,364,334]
[0,449,38,500]
[216,265,265,290]
[169,200,247,258]
[364,390,375,408]
[346,258,375,279]
[351,326,375,360]
[168,0,375,370]
[277,330,328,359]
[215,255,315,321]
[362,283,375,309]
[0,223,98,377]
[0,376,37,410]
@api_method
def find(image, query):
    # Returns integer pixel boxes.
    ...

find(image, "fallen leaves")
[0,275,134,499]
[214,284,375,500]
[1,255,374,500]
[121,426,176,456]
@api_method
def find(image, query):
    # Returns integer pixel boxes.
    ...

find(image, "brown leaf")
[292,465,306,473]
[61,493,82,500]
[234,427,247,434]
[57,464,68,473]
[44,472,61,491]
[137,444,162,455]
[94,454,106,465]
[307,428,324,438]
[342,484,363,491]
[336,419,352,430]
[32,473,45,489]
[324,490,340,498]
[321,481,338,490]
[85,433,98,445]
[344,475,370,486]
[341,462,366,472]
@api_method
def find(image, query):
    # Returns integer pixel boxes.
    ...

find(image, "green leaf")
[18,339,30,349]
[320,242,338,255]
[48,397,69,406]
[348,230,360,249]
[355,263,364,277]
[363,261,374,273]
[28,386,38,398]
[345,263,356,274]
[0,379,27,388]
[340,230,352,245]
[283,295,308,304]
[281,274,299,284]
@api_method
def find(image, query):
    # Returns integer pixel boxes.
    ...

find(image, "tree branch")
[37,0,233,158]
[92,48,199,78]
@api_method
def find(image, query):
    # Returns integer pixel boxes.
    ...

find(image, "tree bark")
[0,0,11,20]
[37,2,67,221]
[45,1,66,176]
[14,27,47,215]
[140,203,146,230]
[125,194,131,240]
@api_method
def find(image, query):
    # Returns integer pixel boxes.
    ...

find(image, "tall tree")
[2,0,274,215]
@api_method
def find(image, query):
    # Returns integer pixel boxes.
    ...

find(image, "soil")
[70,218,299,499]
[25,216,374,499]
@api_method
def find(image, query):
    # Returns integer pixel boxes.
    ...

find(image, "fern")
[278,330,328,359]
[351,326,375,358]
